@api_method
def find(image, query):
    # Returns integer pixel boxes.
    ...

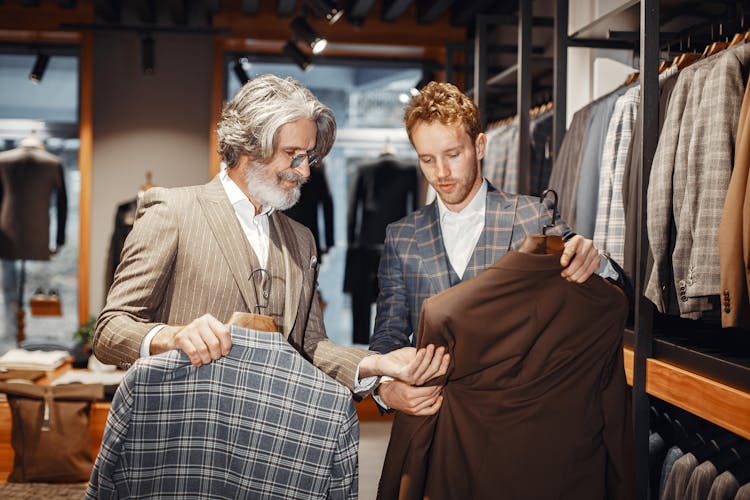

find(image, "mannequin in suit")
[283,161,334,261]
[0,136,67,260]
[370,82,622,415]
[345,150,418,344]
[93,74,449,397]
[0,136,67,343]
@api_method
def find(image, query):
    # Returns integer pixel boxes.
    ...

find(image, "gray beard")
[243,163,307,211]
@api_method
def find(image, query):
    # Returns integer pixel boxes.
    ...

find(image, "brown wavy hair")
[404,81,481,144]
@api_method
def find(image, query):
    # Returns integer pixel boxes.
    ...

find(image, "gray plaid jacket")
[86,326,358,499]
[647,43,750,317]
[370,183,572,353]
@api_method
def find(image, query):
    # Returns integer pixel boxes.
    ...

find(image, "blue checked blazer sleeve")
[371,219,421,353]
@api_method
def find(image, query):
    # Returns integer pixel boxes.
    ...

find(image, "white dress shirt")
[436,180,488,278]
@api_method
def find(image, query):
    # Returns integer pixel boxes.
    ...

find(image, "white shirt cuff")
[140,325,166,358]
[353,362,379,395]
[372,376,394,410]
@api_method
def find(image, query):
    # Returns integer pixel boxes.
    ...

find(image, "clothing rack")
[464,1,750,498]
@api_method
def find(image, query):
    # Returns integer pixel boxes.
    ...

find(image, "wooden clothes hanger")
[701,40,728,59]
[517,189,564,255]
[672,52,701,69]
[141,170,156,191]
[729,32,746,47]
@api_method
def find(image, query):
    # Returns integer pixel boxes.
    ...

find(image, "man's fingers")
[415,346,448,385]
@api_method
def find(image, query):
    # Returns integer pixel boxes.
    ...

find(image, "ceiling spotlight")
[141,33,155,75]
[290,17,327,55]
[232,57,250,85]
[305,0,344,25]
[29,53,50,83]
[283,41,313,71]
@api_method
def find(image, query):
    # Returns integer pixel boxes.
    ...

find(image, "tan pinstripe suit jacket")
[94,175,369,391]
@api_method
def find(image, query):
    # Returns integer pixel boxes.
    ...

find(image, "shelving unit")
[466,1,750,497]
[557,1,750,497]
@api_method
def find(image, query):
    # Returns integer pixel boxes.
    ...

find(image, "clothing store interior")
[2,0,750,498]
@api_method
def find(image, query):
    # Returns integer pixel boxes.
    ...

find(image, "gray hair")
[217,73,336,168]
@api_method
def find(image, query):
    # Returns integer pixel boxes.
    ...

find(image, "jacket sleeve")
[370,224,413,354]
[93,188,179,366]
[85,369,136,499]
[54,162,67,248]
[328,403,359,500]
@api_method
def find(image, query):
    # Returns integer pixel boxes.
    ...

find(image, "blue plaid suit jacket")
[370,183,572,353]
[86,326,359,500]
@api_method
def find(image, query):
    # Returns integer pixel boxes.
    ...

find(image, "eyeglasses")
[289,150,321,169]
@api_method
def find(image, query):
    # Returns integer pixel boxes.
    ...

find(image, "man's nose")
[293,158,311,178]
[435,159,450,178]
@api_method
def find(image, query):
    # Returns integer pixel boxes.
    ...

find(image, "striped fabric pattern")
[86,326,359,499]
[94,175,370,391]
[370,183,572,353]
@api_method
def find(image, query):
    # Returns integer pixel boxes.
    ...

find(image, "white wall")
[566,0,635,126]
[90,32,213,312]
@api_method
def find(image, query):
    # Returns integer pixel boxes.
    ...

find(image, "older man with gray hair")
[94,73,448,393]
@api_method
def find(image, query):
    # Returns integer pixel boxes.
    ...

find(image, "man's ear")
[475,133,487,161]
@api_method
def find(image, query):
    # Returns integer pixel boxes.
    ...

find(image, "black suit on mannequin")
[345,153,418,344]
[283,164,334,260]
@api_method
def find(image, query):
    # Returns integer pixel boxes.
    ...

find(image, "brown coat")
[378,250,634,500]
[719,77,750,328]
[0,144,67,260]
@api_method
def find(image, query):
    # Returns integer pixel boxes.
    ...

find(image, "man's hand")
[359,344,450,384]
[560,234,601,283]
[378,379,444,416]
[151,313,232,366]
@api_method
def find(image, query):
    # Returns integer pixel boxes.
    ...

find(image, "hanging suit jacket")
[0,144,67,260]
[718,77,750,328]
[344,153,418,298]
[94,175,370,391]
[104,198,137,296]
[647,43,750,318]
[86,325,358,500]
[283,164,334,259]
[370,183,573,354]
[377,250,633,500]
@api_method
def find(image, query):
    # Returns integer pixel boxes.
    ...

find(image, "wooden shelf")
[646,358,750,440]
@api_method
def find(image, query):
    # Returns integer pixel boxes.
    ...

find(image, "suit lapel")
[415,203,452,293]
[483,187,517,269]
[197,176,257,312]
[271,214,302,338]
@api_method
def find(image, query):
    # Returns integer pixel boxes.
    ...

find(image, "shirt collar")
[436,178,487,222]
[220,168,274,216]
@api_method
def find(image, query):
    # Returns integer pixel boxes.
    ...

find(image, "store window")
[0,51,80,352]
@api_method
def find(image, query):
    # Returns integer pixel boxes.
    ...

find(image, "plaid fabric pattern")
[647,44,750,317]
[594,86,640,266]
[86,326,359,499]
[484,121,520,194]
[370,183,572,353]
